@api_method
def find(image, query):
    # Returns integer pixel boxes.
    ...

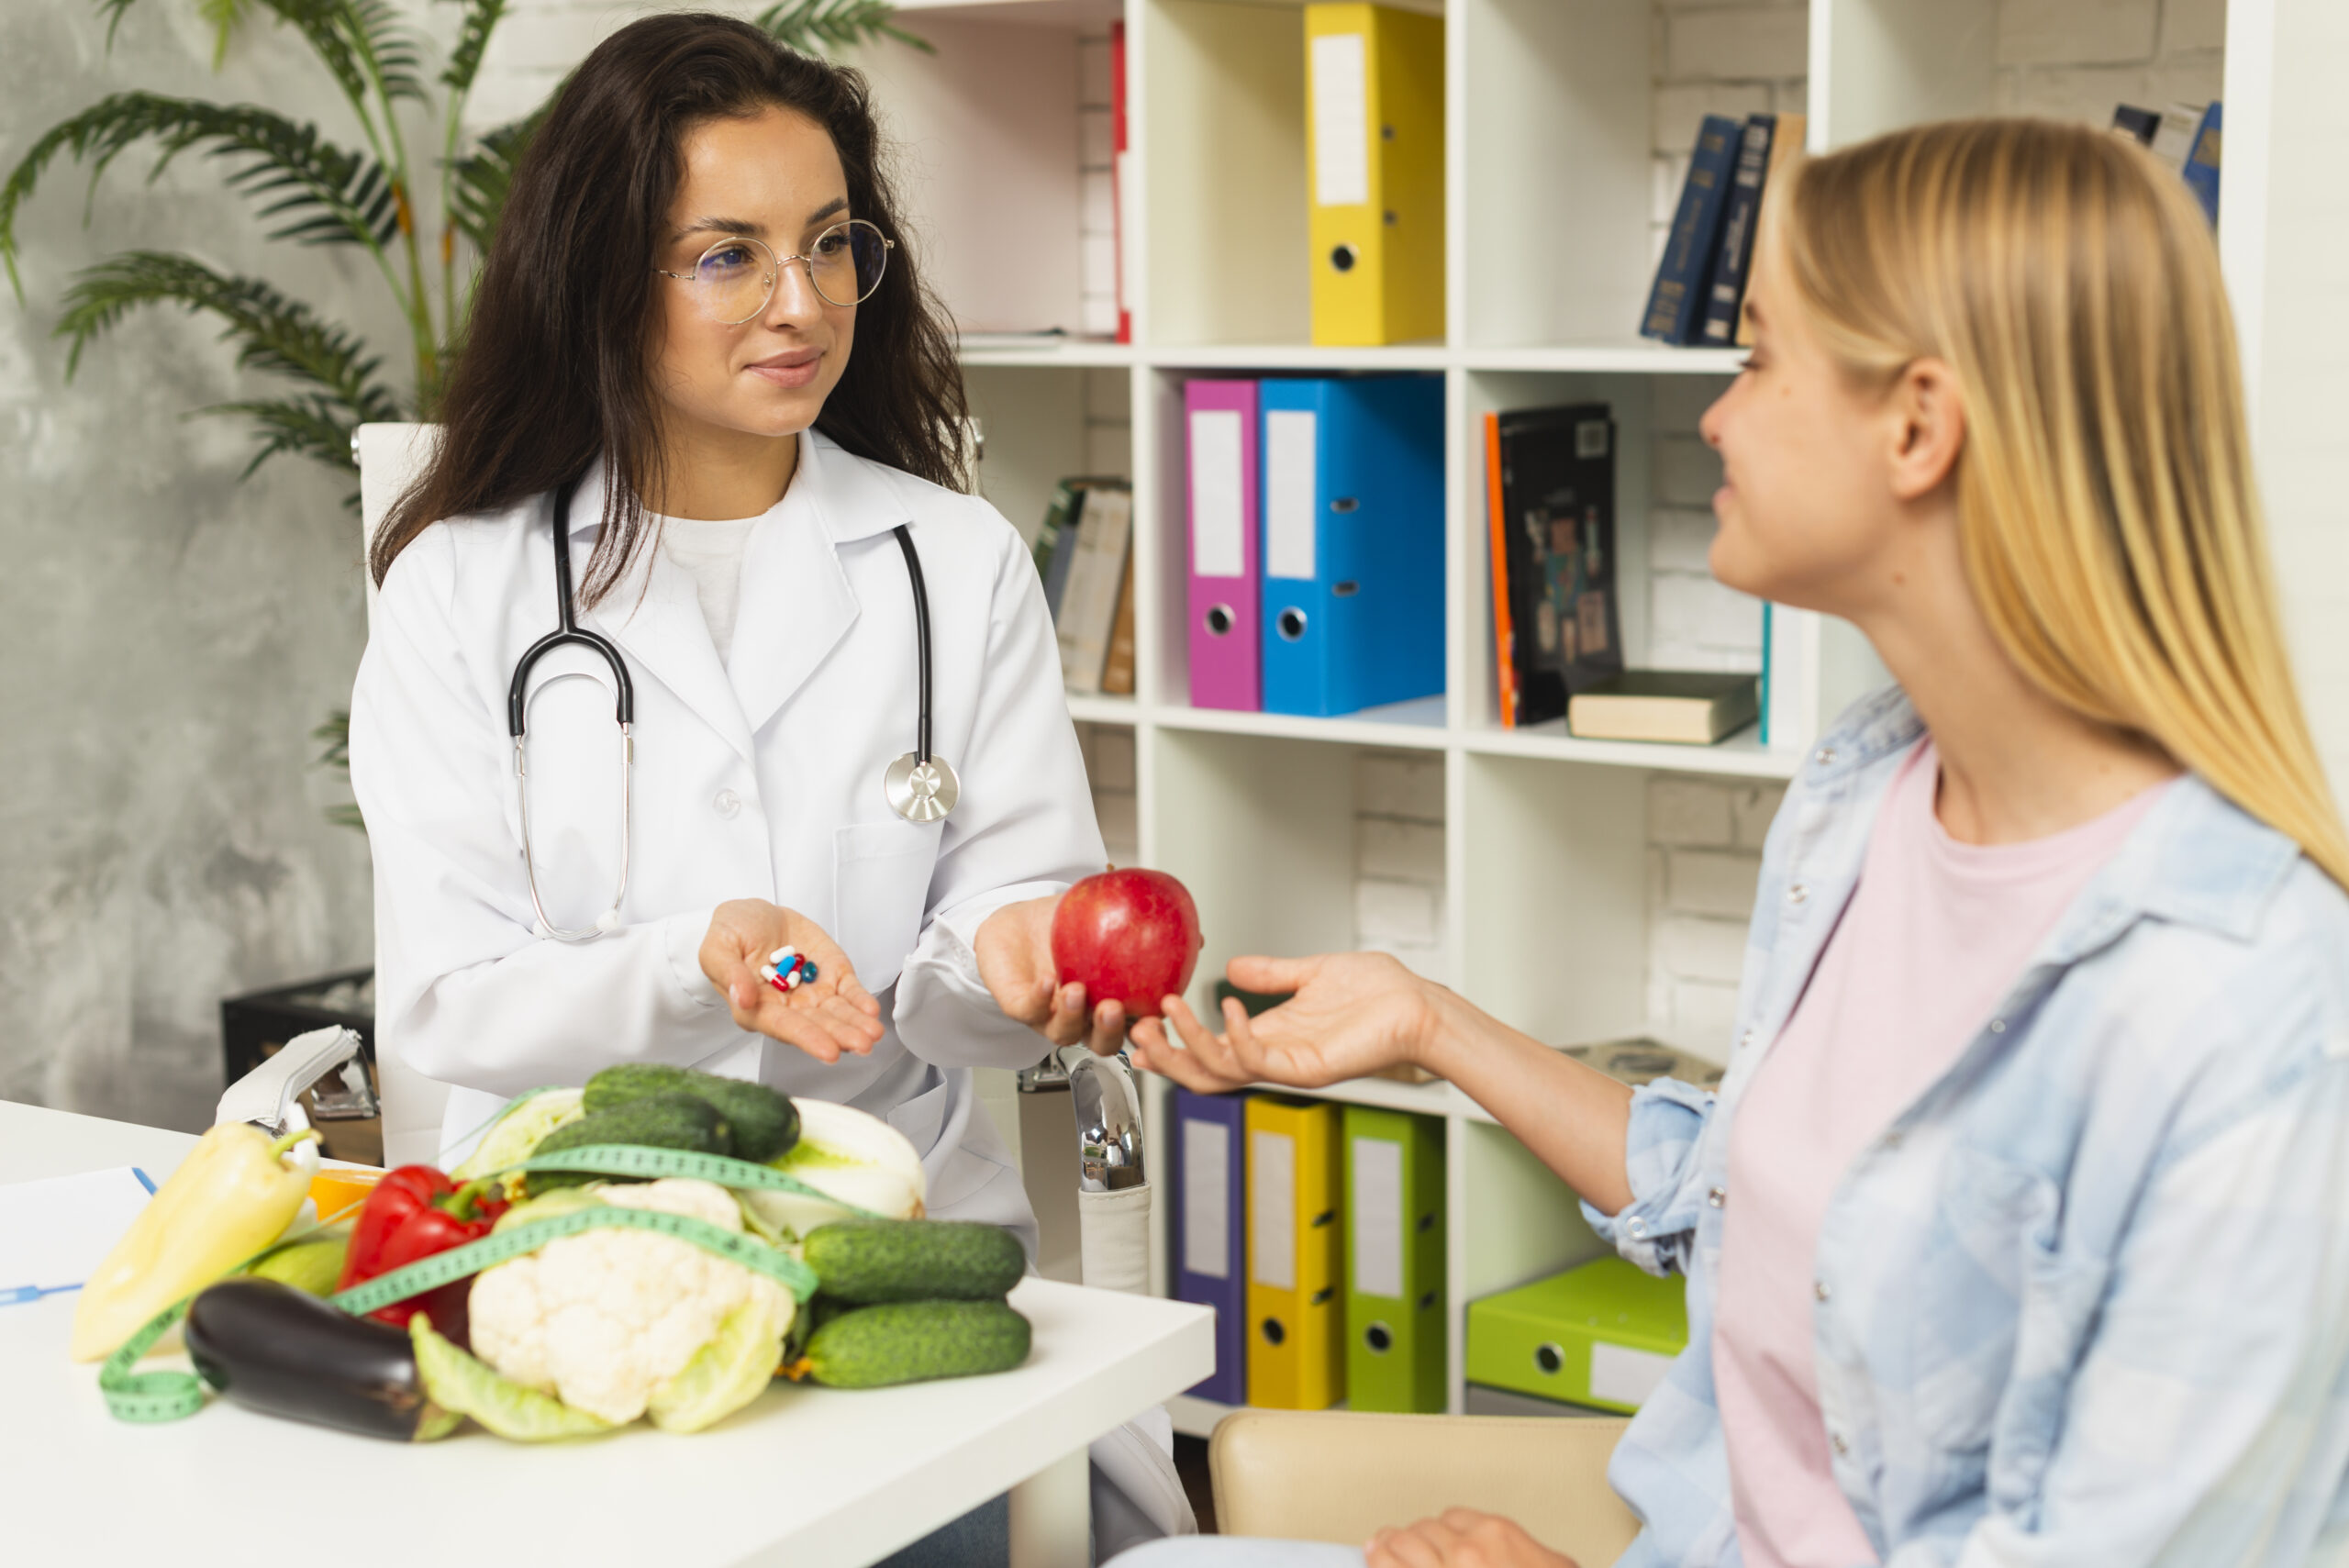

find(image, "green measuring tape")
[98,1144,874,1424]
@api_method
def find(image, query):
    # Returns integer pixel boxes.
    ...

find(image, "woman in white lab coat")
[348,15,1126,1252]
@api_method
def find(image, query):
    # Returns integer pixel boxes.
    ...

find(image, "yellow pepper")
[70,1123,321,1362]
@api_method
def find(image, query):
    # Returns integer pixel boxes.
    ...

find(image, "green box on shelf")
[1465,1256,1687,1415]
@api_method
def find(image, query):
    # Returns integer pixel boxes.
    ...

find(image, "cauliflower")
[466,1178,794,1428]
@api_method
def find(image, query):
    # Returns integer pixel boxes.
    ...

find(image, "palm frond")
[195,0,259,67]
[205,390,367,481]
[440,0,510,95]
[0,94,398,288]
[57,250,404,428]
[753,0,932,56]
[311,708,364,829]
[340,0,428,103]
[445,106,540,260]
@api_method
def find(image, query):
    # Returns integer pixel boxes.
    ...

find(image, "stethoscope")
[508,478,960,943]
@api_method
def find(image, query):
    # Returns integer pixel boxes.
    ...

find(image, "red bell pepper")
[334,1164,508,1348]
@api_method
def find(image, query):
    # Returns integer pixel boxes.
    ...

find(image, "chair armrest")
[1209,1409,1640,1566]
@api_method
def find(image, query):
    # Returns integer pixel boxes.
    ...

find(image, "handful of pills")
[760,945,819,995]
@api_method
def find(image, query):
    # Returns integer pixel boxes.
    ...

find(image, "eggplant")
[184,1277,460,1441]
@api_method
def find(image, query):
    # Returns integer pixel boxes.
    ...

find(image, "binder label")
[1351,1136,1404,1299]
[1309,33,1369,208]
[1589,1340,1675,1408]
[1264,410,1319,581]
[1183,1118,1232,1278]
[1251,1130,1297,1289]
[1187,410,1246,579]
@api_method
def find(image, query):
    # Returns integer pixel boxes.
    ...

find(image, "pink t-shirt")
[1713,739,2169,1568]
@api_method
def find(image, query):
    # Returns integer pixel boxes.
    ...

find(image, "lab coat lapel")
[729,433,907,740]
[567,467,759,764]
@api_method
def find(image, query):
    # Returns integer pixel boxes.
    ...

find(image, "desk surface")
[0,1099,1213,1566]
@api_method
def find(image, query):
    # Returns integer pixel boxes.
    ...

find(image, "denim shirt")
[1587,688,2349,1567]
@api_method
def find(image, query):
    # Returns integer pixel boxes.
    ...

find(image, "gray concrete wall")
[1,1,388,1128]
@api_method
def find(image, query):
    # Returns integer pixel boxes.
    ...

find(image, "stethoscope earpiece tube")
[891,524,932,766]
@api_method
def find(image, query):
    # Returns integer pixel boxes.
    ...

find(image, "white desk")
[0,1100,1214,1566]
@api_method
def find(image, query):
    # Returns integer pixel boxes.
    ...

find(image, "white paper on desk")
[0,1167,154,1298]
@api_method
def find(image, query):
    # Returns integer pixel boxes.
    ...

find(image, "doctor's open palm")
[698,899,885,1062]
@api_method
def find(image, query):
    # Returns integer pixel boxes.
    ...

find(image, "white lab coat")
[348,431,1106,1254]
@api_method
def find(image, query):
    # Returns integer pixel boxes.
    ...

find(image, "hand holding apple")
[1050,868,1203,1018]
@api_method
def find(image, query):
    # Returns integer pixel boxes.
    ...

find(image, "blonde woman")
[1114,119,2349,1568]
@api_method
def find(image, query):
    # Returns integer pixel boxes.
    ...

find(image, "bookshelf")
[858,0,2337,1431]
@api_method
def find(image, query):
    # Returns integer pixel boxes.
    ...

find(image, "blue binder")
[1173,1087,1248,1405]
[1258,375,1445,717]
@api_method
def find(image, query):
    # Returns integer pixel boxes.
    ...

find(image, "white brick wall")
[1077,29,1119,339]
[1353,751,1449,984]
[1646,773,1784,1054]
[1075,723,1138,867]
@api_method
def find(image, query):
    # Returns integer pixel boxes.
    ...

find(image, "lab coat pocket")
[832,818,941,995]
[513,651,628,932]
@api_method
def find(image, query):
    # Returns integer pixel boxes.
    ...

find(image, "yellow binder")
[1244,1095,1344,1408]
[1304,3,1445,347]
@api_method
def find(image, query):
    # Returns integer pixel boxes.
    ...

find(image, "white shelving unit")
[864,0,2345,1432]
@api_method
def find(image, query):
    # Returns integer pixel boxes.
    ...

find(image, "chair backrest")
[355,423,449,1167]
[1210,1408,1642,1566]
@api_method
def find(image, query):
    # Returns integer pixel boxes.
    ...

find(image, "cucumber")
[803,1218,1027,1305]
[584,1063,800,1162]
[527,1092,732,1190]
[804,1299,1032,1388]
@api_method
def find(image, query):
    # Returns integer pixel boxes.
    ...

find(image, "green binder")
[1465,1256,1687,1414]
[1341,1105,1446,1413]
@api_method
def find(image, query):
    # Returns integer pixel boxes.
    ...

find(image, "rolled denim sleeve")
[1582,1076,1718,1276]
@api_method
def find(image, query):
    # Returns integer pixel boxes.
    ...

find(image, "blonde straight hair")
[1780,117,2349,890]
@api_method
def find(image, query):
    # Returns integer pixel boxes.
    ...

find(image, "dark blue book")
[1640,115,1742,346]
[1698,116,1776,346]
[2182,101,2221,225]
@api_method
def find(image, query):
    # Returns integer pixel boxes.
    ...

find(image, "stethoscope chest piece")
[885,751,960,823]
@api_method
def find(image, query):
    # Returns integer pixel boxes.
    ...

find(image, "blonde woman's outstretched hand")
[1127,951,1441,1094]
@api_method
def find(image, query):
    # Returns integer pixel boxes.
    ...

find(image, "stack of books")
[1640,112,1805,350]
[1033,478,1136,697]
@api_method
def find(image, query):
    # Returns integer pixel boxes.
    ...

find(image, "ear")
[1886,356,1966,503]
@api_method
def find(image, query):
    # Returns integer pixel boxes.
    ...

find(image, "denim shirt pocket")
[1918,1145,2111,1521]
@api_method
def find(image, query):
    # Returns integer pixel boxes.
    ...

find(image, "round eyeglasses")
[656,219,894,322]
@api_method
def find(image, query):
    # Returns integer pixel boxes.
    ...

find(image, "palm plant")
[3,0,924,828]
[2,0,922,485]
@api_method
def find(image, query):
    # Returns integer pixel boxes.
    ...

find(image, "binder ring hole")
[1205,605,1234,637]
[1262,1318,1287,1347]
[1333,581,1360,597]
[1330,497,1361,514]
[1330,243,1358,273]
[1364,1322,1393,1354]
[1535,1342,1565,1375]
[1277,608,1308,642]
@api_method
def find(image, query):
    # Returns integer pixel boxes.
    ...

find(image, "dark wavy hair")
[371,12,969,601]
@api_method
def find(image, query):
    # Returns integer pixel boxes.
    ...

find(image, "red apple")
[1051,868,1203,1019]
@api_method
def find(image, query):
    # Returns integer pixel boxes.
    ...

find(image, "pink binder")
[1185,379,1262,710]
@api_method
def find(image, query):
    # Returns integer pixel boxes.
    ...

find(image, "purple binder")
[1174,1087,1248,1404]
[1185,380,1262,710]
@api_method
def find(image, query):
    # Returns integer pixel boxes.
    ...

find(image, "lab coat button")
[714,789,742,819]
[1707,1187,1726,1208]
[1787,884,1808,905]
[1814,1279,1831,1303]
[1831,1432,1850,1456]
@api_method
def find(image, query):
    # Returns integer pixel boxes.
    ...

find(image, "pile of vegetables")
[79,1064,1036,1444]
